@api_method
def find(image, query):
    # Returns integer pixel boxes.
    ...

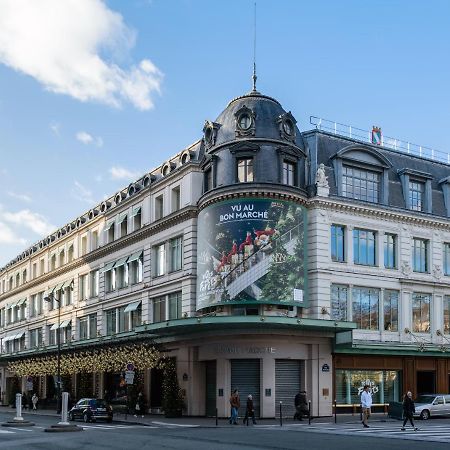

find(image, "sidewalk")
[0,407,396,428]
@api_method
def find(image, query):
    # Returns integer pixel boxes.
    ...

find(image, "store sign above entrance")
[214,345,276,355]
[196,198,308,310]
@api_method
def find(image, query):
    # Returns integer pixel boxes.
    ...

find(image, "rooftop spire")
[252,2,258,93]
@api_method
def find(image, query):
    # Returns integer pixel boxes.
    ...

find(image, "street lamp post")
[44,293,61,414]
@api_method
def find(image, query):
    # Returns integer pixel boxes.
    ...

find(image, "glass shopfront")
[335,369,402,405]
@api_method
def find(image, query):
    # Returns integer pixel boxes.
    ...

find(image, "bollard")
[14,393,24,422]
[359,403,362,422]
[308,400,311,425]
[58,392,70,426]
[334,399,337,424]
[215,408,218,427]
[279,401,282,427]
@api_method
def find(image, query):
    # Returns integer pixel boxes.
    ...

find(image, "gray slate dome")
[205,90,303,150]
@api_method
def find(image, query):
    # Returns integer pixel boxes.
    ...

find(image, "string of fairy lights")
[7,344,163,377]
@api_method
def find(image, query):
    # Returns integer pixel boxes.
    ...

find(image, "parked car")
[68,398,113,423]
[109,395,129,414]
[413,394,450,420]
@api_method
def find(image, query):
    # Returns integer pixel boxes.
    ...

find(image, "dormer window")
[277,112,297,142]
[234,105,255,137]
[399,169,432,213]
[283,119,294,136]
[203,120,220,150]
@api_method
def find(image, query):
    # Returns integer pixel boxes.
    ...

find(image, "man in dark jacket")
[244,394,257,425]
[401,391,418,431]
[294,391,309,420]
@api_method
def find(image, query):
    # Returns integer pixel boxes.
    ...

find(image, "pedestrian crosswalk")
[257,421,450,443]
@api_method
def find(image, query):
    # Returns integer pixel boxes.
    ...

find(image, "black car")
[68,398,113,423]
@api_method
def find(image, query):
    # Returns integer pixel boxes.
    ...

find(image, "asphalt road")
[1,411,450,450]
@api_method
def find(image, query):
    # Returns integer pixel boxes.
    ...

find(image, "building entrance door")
[416,371,436,395]
[231,359,260,418]
[205,361,216,417]
[275,360,304,418]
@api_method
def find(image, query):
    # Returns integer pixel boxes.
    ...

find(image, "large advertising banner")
[196,198,307,310]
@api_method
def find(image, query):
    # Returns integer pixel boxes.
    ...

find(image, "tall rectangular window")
[169,237,182,272]
[331,284,348,321]
[172,186,181,212]
[384,233,397,269]
[79,317,88,340]
[65,285,73,306]
[237,158,253,182]
[412,238,428,273]
[132,206,142,231]
[79,274,88,300]
[153,296,166,322]
[409,180,425,211]
[155,195,164,220]
[37,292,43,315]
[169,292,182,319]
[91,230,99,251]
[106,309,117,336]
[32,263,37,279]
[116,260,129,289]
[384,290,398,331]
[342,166,380,203]
[89,313,97,339]
[204,168,213,192]
[444,296,450,334]
[352,287,379,330]
[412,293,431,333]
[30,294,37,318]
[444,243,450,276]
[119,214,128,237]
[131,305,142,329]
[81,236,87,255]
[106,222,115,243]
[129,252,143,284]
[353,229,376,266]
[331,225,345,262]
[282,161,295,186]
[90,269,99,297]
[155,243,166,276]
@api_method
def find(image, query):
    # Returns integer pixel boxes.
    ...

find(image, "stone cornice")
[0,206,198,302]
[309,196,450,230]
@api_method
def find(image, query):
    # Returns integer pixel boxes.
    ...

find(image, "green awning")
[114,256,129,268]
[59,319,71,329]
[127,251,143,263]
[124,301,141,313]
[100,261,116,274]
[132,206,141,217]
[118,213,128,224]
[14,331,25,340]
[16,298,27,306]
[50,323,59,331]
[104,221,115,231]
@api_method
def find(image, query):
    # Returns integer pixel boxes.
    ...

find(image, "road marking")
[151,421,199,427]
[3,427,33,432]
[0,430,15,434]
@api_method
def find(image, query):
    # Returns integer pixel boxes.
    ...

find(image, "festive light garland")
[7,344,163,377]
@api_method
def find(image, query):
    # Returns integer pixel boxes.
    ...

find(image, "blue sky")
[0,0,450,267]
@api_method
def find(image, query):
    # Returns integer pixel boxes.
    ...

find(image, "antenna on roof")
[252,2,258,92]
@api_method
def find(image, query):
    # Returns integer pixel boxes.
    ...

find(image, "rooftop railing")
[310,116,450,165]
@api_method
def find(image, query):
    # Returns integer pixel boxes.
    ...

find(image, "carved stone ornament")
[433,264,443,280]
[316,163,329,188]
[401,261,412,277]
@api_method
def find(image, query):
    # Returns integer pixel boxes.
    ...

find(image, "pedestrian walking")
[243,394,257,425]
[361,385,372,428]
[134,392,145,418]
[294,390,309,421]
[229,389,240,425]
[31,393,38,411]
[22,392,28,410]
[401,391,418,431]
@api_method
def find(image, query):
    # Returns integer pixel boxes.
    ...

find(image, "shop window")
[331,284,348,321]
[335,369,402,406]
[353,229,376,266]
[153,296,166,323]
[169,237,182,272]
[412,293,431,333]
[384,233,397,269]
[444,243,450,276]
[331,225,345,262]
[352,287,379,330]
[412,238,428,273]
[444,296,450,334]
[237,157,253,182]
[383,290,398,331]
[168,292,182,319]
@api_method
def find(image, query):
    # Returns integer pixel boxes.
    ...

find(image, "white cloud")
[0,221,27,245]
[7,191,31,202]
[1,209,55,236]
[76,131,94,145]
[109,166,140,181]
[0,0,163,110]
[50,121,60,135]
[71,180,95,205]
[76,131,104,147]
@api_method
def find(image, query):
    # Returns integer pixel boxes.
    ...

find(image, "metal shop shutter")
[275,359,304,418]
[231,359,261,418]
